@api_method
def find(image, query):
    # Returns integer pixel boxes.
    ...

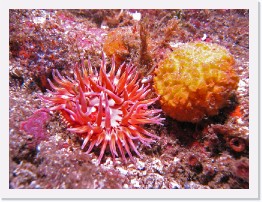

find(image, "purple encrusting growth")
[20,109,50,148]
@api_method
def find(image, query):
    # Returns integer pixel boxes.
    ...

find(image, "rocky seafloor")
[9,9,249,189]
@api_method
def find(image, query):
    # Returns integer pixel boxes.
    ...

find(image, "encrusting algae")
[153,42,239,123]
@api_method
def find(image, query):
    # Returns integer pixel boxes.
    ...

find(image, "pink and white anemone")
[42,53,164,164]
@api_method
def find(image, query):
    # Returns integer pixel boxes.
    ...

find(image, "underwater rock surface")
[9,9,249,189]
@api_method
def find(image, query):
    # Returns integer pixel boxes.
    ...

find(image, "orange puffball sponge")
[103,28,130,66]
[153,42,239,123]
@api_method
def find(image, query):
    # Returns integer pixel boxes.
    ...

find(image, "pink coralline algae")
[20,109,50,148]
[42,54,164,164]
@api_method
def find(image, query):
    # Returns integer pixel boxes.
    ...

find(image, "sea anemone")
[42,53,164,164]
[153,42,239,123]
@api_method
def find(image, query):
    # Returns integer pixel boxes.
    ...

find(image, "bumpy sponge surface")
[153,42,239,123]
